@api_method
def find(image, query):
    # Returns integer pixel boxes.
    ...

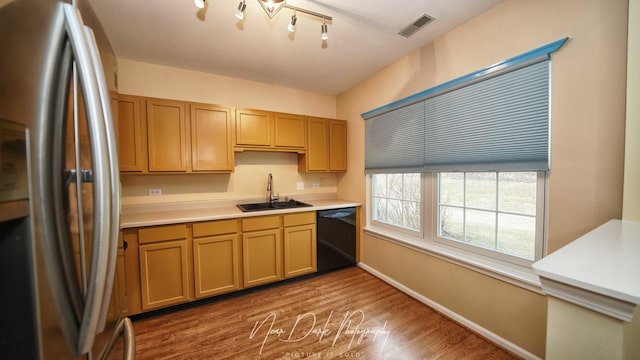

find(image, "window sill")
[363,226,544,294]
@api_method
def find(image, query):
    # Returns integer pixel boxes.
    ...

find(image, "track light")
[287,13,297,33]
[235,0,247,20]
[194,0,205,9]
[321,20,328,41]
[258,0,286,19]
[189,1,333,42]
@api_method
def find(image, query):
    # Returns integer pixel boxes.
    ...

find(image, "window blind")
[423,60,550,171]
[363,38,566,174]
[365,101,424,173]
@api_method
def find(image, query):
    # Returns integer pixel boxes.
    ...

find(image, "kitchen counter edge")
[120,199,361,229]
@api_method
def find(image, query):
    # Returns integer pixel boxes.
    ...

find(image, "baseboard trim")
[357,262,543,360]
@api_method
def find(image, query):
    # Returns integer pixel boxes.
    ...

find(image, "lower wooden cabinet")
[192,219,241,299]
[124,211,319,314]
[243,228,283,288]
[284,224,316,278]
[284,212,317,278]
[137,224,190,311]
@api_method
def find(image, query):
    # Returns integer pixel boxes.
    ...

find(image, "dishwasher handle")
[318,207,356,219]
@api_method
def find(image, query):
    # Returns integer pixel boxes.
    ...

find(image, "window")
[363,40,566,271]
[436,171,545,265]
[371,173,421,232]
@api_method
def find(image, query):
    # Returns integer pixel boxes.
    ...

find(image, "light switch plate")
[296,182,304,190]
[148,189,162,196]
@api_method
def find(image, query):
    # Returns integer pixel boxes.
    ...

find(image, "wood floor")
[131,267,519,359]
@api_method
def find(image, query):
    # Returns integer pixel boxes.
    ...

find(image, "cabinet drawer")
[242,215,280,232]
[283,212,316,227]
[193,219,238,237]
[138,224,186,244]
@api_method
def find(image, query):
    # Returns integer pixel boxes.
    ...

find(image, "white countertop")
[120,198,360,228]
[532,219,640,320]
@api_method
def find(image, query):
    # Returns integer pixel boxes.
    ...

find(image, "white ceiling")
[88,0,504,95]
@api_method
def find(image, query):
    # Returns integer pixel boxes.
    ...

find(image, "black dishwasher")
[317,207,357,273]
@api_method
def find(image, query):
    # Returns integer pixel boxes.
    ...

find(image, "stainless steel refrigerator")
[0,0,134,358]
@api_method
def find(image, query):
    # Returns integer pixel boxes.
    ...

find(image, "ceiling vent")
[398,14,435,38]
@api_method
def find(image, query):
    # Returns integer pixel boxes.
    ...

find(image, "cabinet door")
[243,229,282,287]
[191,104,234,172]
[284,224,317,278]
[235,108,272,147]
[193,234,240,299]
[146,99,188,172]
[329,120,347,171]
[123,229,142,316]
[306,117,329,171]
[139,239,189,310]
[118,95,146,172]
[274,112,306,149]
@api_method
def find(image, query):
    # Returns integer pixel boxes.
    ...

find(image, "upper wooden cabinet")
[328,119,348,171]
[274,112,306,149]
[116,95,347,174]
[117,95,235,174]
[191,104,234,172]
[235,108,271,147]
[118,95,146,172]
[235,108,306,152]
[299,117,347,172]
[146,98,189,172]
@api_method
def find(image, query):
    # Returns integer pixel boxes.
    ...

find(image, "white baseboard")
[357,262,543,360]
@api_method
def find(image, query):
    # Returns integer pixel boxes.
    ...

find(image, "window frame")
[366,171,548,270]
[432,171,547,267]
[369,173,425,239]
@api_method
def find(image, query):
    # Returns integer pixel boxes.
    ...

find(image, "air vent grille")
[398,14,435,38]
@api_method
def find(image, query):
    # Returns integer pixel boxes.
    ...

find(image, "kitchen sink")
[236,200,312,212]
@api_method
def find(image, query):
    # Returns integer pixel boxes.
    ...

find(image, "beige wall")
[121,152,338,205]
[546,298,640,360]
[623,0,640,221]
[117,59,339,205]
[337,0,628,357]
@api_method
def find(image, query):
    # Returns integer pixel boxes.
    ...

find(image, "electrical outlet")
[312,183,320,189]
[148,188,162,196]
[296,182,304,190]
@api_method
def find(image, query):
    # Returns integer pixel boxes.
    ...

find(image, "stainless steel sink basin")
[236,200,312,212]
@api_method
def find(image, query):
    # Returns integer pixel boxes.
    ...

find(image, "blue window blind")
[423,60,549,171]
[365,102,424,173]
[363,38,567,174]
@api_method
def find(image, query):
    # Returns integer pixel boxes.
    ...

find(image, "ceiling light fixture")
[258,0,286,19]
[320,19,328,41]
[287,12,297,33]
[235,0,247,20]
[192,0,332,41]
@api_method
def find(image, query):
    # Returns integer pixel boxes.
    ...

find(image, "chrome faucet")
[267,173,279,203]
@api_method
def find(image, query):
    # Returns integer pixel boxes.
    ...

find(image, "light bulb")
[288,14,297,33]
[321,23,328,40]
[194,0,205,9]
[235,1,246,20]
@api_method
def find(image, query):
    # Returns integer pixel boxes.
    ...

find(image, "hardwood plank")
[131,267,520,359]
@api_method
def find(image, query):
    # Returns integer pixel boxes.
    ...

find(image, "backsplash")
[121,152,339,205]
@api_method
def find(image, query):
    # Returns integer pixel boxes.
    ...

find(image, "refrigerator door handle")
[83,25,121,334]
[99,317,136,360]
[122,318,136,360]
[62,4,113,354]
